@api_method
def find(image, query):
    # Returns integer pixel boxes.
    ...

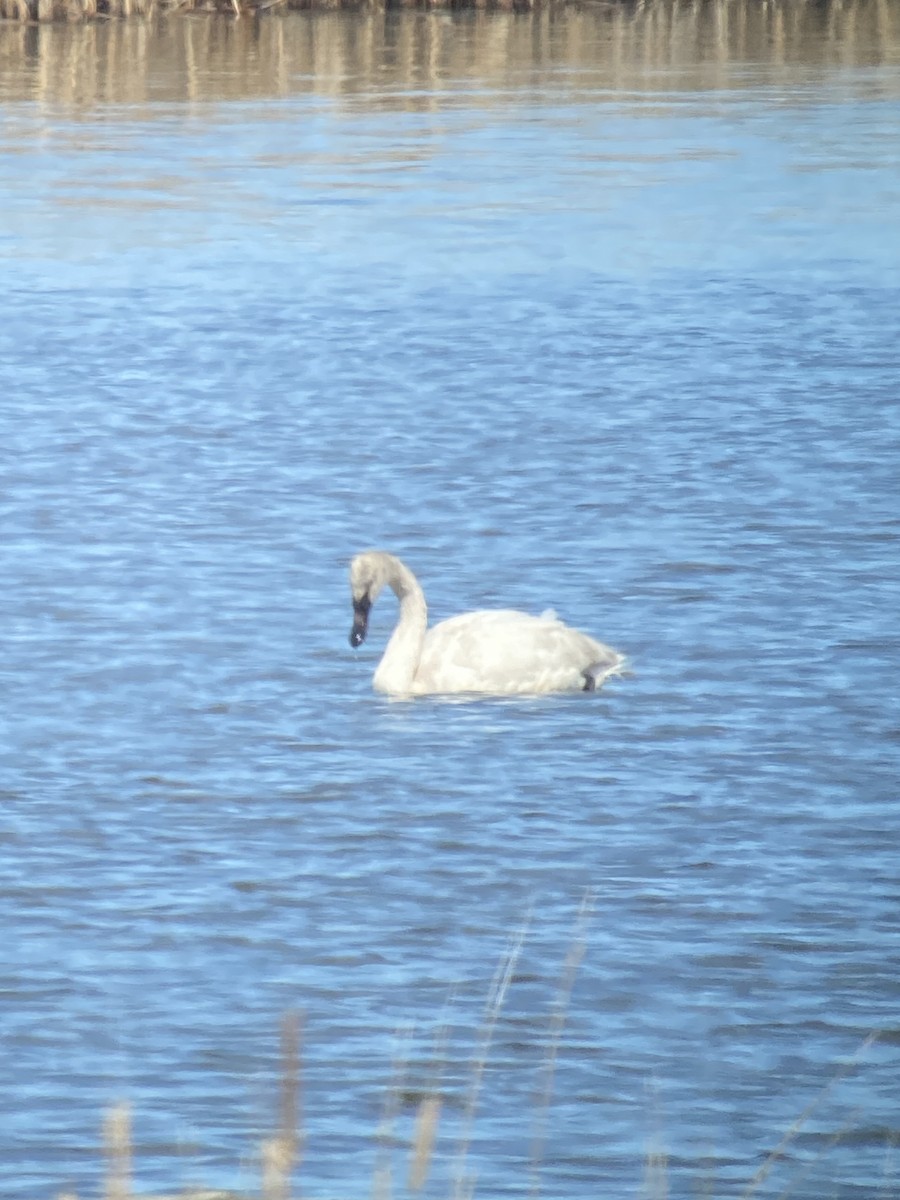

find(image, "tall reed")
[51,927,886,1200]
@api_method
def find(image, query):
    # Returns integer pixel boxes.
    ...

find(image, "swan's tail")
[582,653,629,692]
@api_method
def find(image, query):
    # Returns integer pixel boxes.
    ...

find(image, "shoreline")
[5,0,551,21]
[1,0,896,87]
[3,0,896,25]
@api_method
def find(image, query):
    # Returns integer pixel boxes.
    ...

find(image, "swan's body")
[348,550,625,697]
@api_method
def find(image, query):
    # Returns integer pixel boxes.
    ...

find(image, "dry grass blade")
[741,1030,882,1198]
[452,912,531,1200]
[261,1136,295,1200]
[640,1144,669,1200]
[103,1101,132,1200]
[406,1004,453,1193]
[372,1023,416,1200]
[408,1095,442,1192]
[528,889,593,1198]
[773,1107,863,1200]
[262,1009,303,1200]
[280,1010,303,1165]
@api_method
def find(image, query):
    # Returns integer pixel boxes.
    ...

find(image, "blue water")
[1,10,899,1199]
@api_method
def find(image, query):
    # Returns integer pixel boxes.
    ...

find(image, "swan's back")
[348,549,625,697]
[413,609,623,696]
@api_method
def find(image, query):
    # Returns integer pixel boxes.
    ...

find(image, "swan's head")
[348,550,392,647]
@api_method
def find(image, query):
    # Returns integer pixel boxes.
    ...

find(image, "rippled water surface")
[1,5,899,1197]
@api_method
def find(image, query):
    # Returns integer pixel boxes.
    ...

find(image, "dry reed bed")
[55,1027,888,1200]
[2,0,898,109]
[2,0,538,20]
[48,908,887,1200]
[1,0,897,26]
[53,909,594,1200]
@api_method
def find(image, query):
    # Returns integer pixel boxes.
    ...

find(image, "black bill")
[349,595,371,647]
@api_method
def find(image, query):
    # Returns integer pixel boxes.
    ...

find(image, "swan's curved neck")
[373,559,428,695]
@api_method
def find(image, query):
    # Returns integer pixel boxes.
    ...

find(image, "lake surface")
[1,3,899,1197]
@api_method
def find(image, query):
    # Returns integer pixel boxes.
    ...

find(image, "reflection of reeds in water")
[1,1,898,109]
[0,0,897,76]
[9,0,531,21]
[0,0,153,20]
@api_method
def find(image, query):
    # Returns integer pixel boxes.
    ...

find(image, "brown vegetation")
[1,0,897,111]
[0,0,896,28]
[1,0,538,21]
[53,1022,887,1200]
[47,907,886,1200]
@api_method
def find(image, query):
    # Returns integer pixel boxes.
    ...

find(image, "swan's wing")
[414,610,623,695]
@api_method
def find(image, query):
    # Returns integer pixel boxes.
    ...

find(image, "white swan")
[348,550,625,697]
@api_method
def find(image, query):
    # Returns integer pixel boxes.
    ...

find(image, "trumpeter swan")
[348,550,625,697]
